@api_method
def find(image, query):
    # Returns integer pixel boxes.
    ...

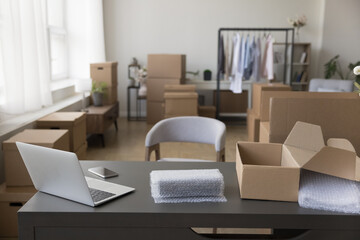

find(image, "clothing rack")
[216,27,295,119]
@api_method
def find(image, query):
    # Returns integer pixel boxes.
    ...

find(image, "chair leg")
[216,148,225,162]
[145,144,160,161]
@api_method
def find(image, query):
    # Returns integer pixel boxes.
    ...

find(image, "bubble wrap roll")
[298,170,360,214]
[150,169,227,203]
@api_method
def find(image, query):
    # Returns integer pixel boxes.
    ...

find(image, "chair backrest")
[309,78,354,92]
[145,116,226,152]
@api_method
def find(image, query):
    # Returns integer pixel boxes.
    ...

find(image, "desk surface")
[18,161,360,240]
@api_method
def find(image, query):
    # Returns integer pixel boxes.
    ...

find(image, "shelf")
[291,82,308,85]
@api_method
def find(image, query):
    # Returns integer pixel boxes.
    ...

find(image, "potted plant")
[91,82,107,106]
[203,69,212,81]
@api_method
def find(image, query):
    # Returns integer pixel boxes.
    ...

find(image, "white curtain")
[67,0,106,78]
[0,0,53,114]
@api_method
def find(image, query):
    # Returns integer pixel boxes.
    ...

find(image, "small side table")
[127,86,146,121]
[86,102,119,147]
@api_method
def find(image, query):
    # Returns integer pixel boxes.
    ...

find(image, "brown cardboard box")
[102,86,118,105]
[164,84,196,92]
[259,121,270,143]
[147,54,186,79]
[246,108,260,142]
[213,90,248,113]
[90,62,118,87]
[198,106,216,118]
[0,184,36,237]
[36,112,86,151]
[147,78,183,102]
[260,91,359,121]
[164,92,198,117]
[269,98,360,154]
[252,83,291,116]
[75,141,87,160]
[2,129,69,186]
[147,101,164,124]
[236,121,360,202]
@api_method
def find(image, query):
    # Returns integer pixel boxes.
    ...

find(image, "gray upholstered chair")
[145,116,226,162]
[308,78,354,92]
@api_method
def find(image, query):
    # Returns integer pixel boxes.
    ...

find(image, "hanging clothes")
[231,35,245,93]
[217,34,225,79]
[224,34,229,80]
[230,33,240,84]
[261,35,274,80]
[244,36,256,80]
[252,37,262,82]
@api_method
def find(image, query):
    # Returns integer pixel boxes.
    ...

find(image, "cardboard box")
[2,129,69,186]
[164,92,198,117]
[147,78,183,102]
[269,98,360,154]
[147,101,164,124]
[36,112,86,151]
[236,121,360,202]
[260,91,359,121]
[259,121,270,143]
[246,108,260,142]
[252,83,291,116]
[75,141,87,160]
[164,84,196,92]
[213,90,248,113]
[147,54,186,79]
[102,86,118,105]
[0,184,36,237]
[198,106,216,118]
[90,62,118,87]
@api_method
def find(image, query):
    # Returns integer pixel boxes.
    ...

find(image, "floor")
[86,117,248,162]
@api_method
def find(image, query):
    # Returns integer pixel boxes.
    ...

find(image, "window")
[0,14,4,105]
[46,0,68,81]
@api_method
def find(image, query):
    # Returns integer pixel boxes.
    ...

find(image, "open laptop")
[16,142,135,207]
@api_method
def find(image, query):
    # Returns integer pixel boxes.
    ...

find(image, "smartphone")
[88,167,118,179]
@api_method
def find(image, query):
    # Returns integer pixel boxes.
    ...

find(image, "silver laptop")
[16,142,135,207]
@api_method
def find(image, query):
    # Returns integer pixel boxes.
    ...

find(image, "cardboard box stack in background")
[2,129,70,187]
[257,92,359,144]
[147,54,186,124]
[236,121,360,202]
[163,84,198,118]
[90,61,118,105]
[247,83,291,142]
[0,184,36,238]
[268,97,360,154]
[36,112,87,159]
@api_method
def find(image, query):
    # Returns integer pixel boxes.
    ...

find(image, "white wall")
[318,0,360,78]
[103,0,357,116]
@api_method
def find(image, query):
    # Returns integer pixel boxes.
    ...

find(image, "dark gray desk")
[18,161,360,240]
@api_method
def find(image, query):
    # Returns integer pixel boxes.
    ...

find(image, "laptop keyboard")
[89,188,116,202]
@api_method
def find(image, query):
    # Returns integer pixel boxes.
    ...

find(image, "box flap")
[284,122,325,152]
[303,146,357,181]
[327,138,356,153]
[282,145,318,167]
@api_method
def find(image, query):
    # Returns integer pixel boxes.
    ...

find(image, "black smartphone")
[88,167,118,179]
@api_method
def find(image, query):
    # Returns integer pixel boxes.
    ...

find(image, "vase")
[295,27,301,42]
[92,92,103,106]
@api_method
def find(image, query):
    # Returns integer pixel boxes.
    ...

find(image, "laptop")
[16,142,135,207]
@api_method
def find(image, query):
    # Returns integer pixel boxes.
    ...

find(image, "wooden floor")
[86,117,248,162]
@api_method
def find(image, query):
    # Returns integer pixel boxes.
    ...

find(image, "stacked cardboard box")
[147,54,186,124]
[236,122,360,202]
[36,112,87,159]
[258,92,360,145]
[0,184,36,238]
[247,83,291,142]
[1,129,69,237]
[2,129,70,186]
[90,62,118,105]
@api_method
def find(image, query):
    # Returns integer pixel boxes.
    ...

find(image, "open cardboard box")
[236,121,360,202]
